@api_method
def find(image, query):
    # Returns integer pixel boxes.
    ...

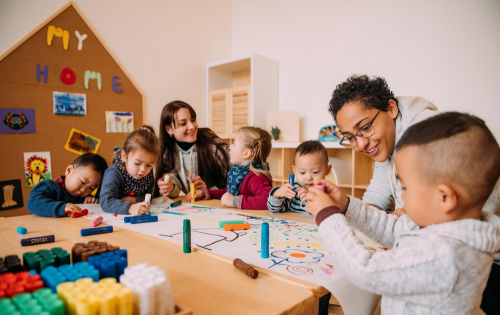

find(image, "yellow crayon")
[190,182,195,203]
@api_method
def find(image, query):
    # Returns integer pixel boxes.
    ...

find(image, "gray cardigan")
[99,163,153,214]
[318,196,500,315]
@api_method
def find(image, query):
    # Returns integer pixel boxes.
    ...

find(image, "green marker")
[170,200,182,208]
[218,220,245,228]
[183,219,191,253]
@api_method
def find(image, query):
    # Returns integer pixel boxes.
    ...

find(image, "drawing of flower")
[271,249,324,264]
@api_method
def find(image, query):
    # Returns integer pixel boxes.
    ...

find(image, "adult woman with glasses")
[328,74,500,314]
[329,75,439,216]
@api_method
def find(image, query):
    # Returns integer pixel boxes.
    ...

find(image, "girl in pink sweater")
[187,126,272,209]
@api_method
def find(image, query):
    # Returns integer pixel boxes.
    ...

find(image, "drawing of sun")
[271,249,324,264]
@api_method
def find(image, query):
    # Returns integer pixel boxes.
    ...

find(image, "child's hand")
[64,203,82,215]
[83,197,99,204]
[158,176,174,196]
[296,187,308,201]
[305,180,349,217]
[122,196,136,203]
[128,201,150,215]
[186,189,206,202]
[192,176,207,190]
[221,192,235,207]
[274,183,296,199]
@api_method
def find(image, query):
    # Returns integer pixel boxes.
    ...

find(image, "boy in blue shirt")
[27,153,108,217]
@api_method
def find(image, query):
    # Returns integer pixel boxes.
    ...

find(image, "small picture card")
[0,179,24,211]
[53,92,87,116]
[24,152,52,187]
[0,108,36,134]
[106,111,134,133]
[64,128,101,155]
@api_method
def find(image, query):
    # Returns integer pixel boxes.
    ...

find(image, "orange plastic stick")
[224,223,250,231]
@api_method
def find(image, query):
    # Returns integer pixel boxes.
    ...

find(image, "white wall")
[0,0,232,129]
[231,0,500,140]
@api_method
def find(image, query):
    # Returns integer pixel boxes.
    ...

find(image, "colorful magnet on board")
[36,64,48,84]
[84,70,102,90]
[47,25,69,50]
[112,76,122,93]
[60,67,76,85]
[75,30,87,51]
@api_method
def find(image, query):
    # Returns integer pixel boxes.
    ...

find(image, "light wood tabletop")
[0,201,317,315]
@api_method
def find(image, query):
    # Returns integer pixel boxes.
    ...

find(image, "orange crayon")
[224,223,250,231]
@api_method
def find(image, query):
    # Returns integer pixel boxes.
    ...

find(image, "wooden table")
[0,201,317,315]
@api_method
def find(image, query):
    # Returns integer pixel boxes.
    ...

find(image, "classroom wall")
[0,0,232,129]
[230,0,500,140]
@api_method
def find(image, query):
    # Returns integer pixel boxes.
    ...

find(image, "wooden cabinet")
[208,86,251,139]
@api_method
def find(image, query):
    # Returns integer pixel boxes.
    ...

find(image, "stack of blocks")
[0,255,24,273]
[41,262,100,292]
[0,271,44,298]
[0,288,65,315]
[87,251,128,281]
[23,248,71,273]
[120,263,176,315]
[57,278,133,315]
[72,241,120,263]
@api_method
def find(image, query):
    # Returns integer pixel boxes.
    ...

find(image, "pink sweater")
[207,172,272,210]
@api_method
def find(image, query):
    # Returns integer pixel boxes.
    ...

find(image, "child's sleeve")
[27,182,67,218]
[206,187,228,200]
[238,176,273,210]
[99,168,132,215]
[318,213,458,305]
[344,197,420,248]
[267,186,291,213]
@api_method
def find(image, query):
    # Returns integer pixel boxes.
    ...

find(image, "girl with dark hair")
[155,101,230,199]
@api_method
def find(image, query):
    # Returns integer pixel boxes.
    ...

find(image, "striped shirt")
[267,183,310,215]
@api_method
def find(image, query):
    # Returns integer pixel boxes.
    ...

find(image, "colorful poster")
[24,152,52,187]
[318,124,342,142]
[64,128,101,155]
[0,108,36,134]
[0,179,24,211]
[106,111,133,133]
[53,92,87,116]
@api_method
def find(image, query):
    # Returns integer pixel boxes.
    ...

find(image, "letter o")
[60,67,76,85]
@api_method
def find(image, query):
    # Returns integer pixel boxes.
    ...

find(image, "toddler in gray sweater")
[305,112,500,314]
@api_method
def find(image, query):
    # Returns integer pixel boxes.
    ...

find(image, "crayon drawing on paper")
[24,152,52,187]
[106,111,133,133]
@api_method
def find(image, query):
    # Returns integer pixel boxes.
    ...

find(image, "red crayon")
[71,209,88,218]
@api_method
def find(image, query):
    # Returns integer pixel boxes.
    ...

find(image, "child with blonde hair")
[189,126,273,209]
[100,125,161,215]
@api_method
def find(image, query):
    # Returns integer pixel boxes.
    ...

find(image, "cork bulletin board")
[0,2,144,217]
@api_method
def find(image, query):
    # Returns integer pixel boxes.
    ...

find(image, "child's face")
[292,153,331,188]
[229,131,251,166]
[121,149,156,179]
[395,146,439,227]
[64,165,102,198]
[166,108,198,143]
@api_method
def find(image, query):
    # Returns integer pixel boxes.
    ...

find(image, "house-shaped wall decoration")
[0,2,144,216]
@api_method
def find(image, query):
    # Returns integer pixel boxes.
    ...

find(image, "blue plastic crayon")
[130,216,158,224]
[17,226,27,234]
[261,223,269,259]
[289,174,295,185]
[80,226,113,237]
[124,214,151,223]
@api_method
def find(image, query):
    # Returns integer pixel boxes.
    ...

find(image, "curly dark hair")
[328,75,398,122]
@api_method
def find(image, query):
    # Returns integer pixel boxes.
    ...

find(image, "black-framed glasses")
[339,110,381,148]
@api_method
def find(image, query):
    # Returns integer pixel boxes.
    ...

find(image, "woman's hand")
[186,189,206,202]
[221,192,235,207]
[158,175,174,196]
[128,201,150,215]
[192,176,207,190]
[304,180,349,217]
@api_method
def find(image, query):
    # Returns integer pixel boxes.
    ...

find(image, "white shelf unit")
[206,54,279,138]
